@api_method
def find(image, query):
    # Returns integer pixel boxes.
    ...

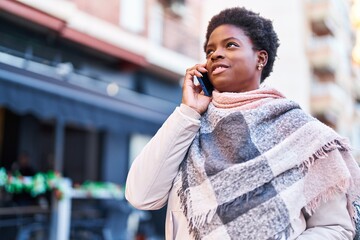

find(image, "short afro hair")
[204,7,280,82]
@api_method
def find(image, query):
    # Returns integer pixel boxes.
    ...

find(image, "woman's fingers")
[194,84,202,93]
[197,65,208,75]
[183,63,210,96]
[186,64,207,78]
[182,64,211,114]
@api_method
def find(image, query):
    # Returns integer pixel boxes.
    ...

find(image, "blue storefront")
[0,5,182,238]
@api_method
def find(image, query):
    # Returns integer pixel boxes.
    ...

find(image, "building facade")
[0,0,204,182]
[0,0,203,238]
[305,0,360,159]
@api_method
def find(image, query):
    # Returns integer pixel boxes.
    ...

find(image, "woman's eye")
[226,42,239,48]
[206,50,214,57]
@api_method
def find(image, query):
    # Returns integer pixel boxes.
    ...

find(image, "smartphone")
[196,72,214,97]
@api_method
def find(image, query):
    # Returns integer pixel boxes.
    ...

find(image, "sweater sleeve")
[125,104,201,210]
[296,193,355,240]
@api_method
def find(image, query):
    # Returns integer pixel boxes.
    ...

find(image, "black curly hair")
[204,7,280,82]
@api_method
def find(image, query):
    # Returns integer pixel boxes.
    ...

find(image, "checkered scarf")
[177,87,360,240]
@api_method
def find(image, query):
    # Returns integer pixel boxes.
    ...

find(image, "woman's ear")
[257,50,268,67]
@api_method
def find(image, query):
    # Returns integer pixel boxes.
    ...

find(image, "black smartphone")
[196,72,214,97]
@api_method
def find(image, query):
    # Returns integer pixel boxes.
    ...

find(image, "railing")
[305,0,342,36]
[0,48,178,114]
[310,81,350,122]
[0,174,142,240]
[307,36,340,73]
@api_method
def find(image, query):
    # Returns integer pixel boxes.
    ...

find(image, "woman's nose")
[211,49,225,61]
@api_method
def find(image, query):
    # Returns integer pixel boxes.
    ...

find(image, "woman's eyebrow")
[206,37,241,49]
[222,37,241,42]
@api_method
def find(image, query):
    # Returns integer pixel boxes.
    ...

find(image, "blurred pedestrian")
[12,151,36,177]
[11,151,38,206]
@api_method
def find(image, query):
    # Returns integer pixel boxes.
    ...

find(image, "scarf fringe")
[304,178,351,215]
[301,139,350,171]
[189,208,217,228]
[177,186,189,218]
[177,185,217,238]
[300,138,353,216]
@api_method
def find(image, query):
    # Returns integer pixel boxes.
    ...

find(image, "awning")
[0,0,147,67]
[0,62,174,133]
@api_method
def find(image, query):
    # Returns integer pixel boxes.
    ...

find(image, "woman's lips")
[212,66,227,75]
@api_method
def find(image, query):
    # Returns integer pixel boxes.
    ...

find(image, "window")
[129,133,151,168]
[119,0,145,33]
[148,3,164,45]
[162,0,186,16]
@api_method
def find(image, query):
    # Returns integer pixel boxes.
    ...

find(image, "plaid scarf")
[177,87,360,240]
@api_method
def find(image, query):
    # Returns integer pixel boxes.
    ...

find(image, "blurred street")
[0,0,359,239]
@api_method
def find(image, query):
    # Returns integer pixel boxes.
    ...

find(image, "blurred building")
[353,0,360,65]
[305,0,360,159]
[0,0,203,238]
[0,0,204,185]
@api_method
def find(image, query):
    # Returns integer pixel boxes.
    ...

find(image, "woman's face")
[205,24,262,93]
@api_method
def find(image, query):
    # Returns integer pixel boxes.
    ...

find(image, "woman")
[126,7,360,239]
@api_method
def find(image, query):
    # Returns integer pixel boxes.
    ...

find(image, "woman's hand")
[181,63,212,114]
